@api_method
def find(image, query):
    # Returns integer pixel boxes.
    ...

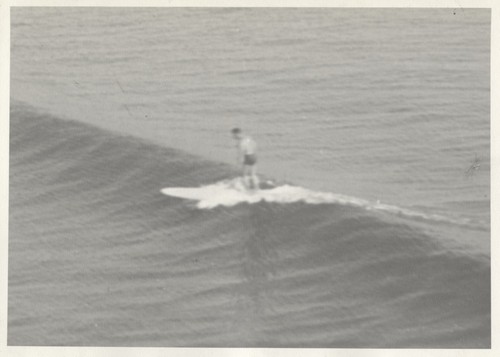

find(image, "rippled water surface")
[9,8,490,347]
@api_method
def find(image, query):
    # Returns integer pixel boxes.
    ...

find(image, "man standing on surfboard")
[231,128,260,189]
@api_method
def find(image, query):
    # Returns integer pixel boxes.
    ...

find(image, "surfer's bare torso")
[239,136,257,165]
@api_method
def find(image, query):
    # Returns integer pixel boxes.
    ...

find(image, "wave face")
[8,104,490,347]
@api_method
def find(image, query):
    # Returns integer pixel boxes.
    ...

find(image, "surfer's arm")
[237,141,246,165]
[235,146,242,166]
[238,150,245,166]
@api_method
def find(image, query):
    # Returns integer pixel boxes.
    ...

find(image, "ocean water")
[8,7,490,347]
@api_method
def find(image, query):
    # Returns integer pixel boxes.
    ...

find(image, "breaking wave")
[8,103,490,347]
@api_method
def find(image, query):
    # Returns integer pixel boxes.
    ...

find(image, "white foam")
[163,178,475,228]
[169,178,373,210]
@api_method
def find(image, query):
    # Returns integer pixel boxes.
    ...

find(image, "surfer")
[231,127,260,189]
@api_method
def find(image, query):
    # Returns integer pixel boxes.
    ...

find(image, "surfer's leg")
[250,165,259,189]
[242,165,251,188]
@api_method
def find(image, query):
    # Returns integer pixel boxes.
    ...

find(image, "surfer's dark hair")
[231,128,241,135]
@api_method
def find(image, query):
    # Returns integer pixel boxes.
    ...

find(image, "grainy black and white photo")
[8,6,491,348]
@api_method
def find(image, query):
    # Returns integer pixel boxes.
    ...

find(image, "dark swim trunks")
[243,154,257,166]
